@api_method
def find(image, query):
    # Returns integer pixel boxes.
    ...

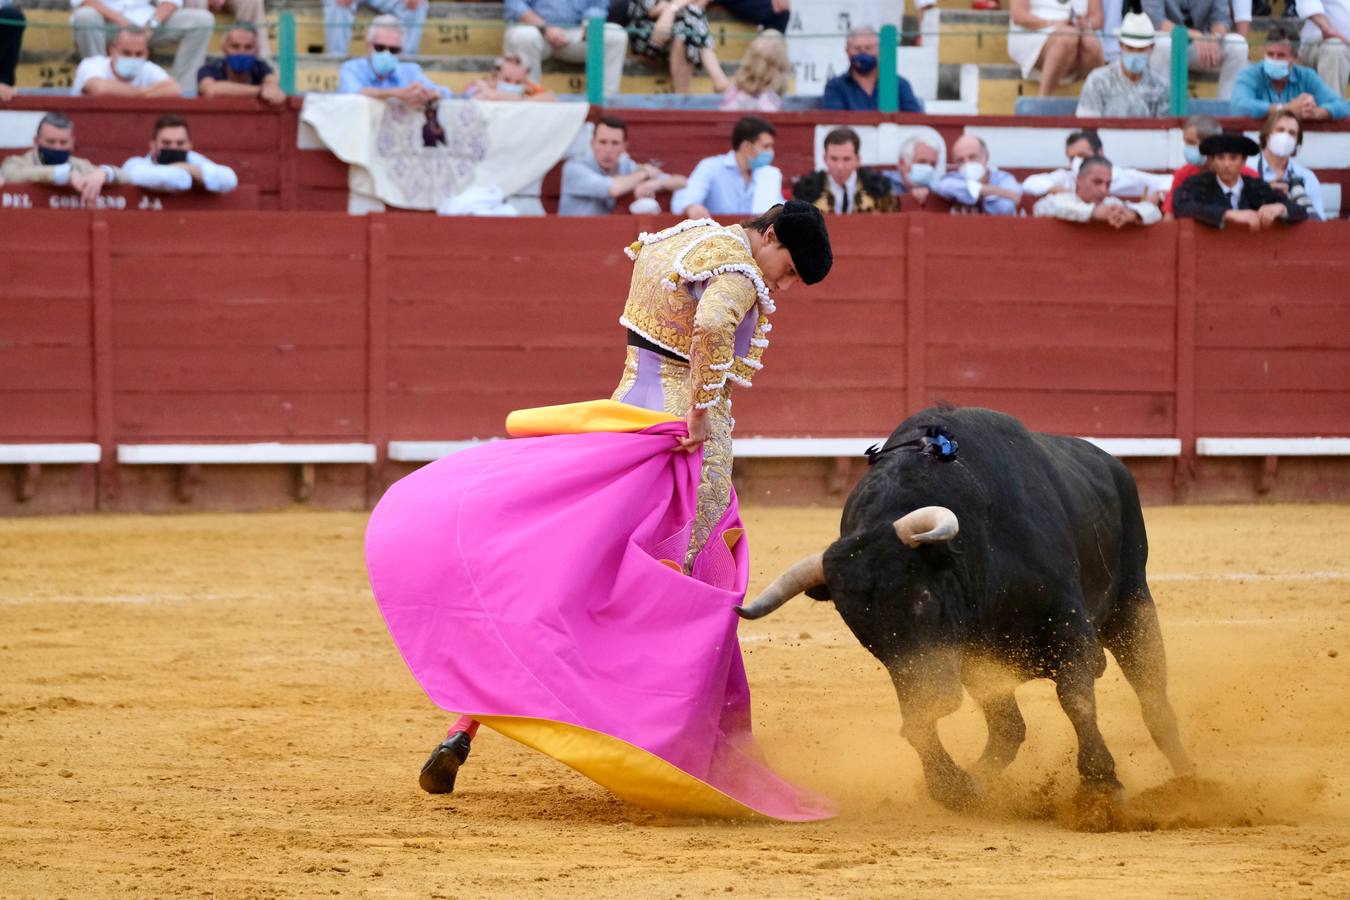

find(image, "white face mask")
[958,161,986,182]
[1267,131,1298,158]
[495,80,526,95]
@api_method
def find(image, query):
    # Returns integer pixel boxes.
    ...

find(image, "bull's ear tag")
[920,426,959,462]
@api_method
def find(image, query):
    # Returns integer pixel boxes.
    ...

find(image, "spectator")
[337,16,450,101]
[1249,108,1325,220]
[712,0,788,32]
[1077,12,1169,117]
[627,0,730,94]
[73,26,181,97]
[1162,113,1257,215]
[184,0,269,58]
[503,1,628,96]
[1034,155,1162,225]
[720,28,790,111]
[123,114,238,194]
[465,53,557,100]
[0,4,24,101]
[1230,23,1349,119]
[821,26,924,112]
[1008,0,1104,98]
[933,134,1022,215]
[1023,128,1172,198]
[197,23,283,103]
[887,135,943,204]
[671,114,781,217]
[0,112,122,204]
[559,115,686,215]
[1143,0,1248,99]
[791,127,897,214]
[1173,131,1306,229]
[1299,0,1349,93]
[324,0,426,56]
[71,0,212,92]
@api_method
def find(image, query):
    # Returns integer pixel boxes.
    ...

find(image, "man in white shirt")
[122,114,238,193]
[1033,155,1161,226]
[1299,0,1350,92]
[72,26,182,96]
[71,0,213,91]
[1022,128,1171,200]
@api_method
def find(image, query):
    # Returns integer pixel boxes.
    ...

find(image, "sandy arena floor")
[2,504,1349,898]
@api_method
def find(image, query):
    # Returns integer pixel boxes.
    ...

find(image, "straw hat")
[1118,12,1157,49]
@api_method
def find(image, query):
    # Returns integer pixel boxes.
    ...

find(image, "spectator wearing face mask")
[122,114,238,194]
[821,26,924,112]
[197,23,283,103]
[464,53,556,100]
[1249,108,1324,220]
[0,4,25,102]
[886,136,944,205]
[0,112,122,204]
[1034,155,1162,226]
[70,0,213,92]
[1230,23,1349,120]
[73,25,182,96]
[1173,131,1306,229]
[1076,12,1169,117]
[671,115,782,218]
[1023,128,1171,199]
[932,134,1021,215]
[337,15,450,102]
[791,127,897,215]
[1162,113,1258,215]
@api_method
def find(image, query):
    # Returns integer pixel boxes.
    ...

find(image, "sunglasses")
[371,42,402,54]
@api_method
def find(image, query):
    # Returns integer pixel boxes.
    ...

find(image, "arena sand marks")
[2,505,1348,897]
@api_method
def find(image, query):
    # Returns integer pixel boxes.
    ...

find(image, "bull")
[737,406,1194,811]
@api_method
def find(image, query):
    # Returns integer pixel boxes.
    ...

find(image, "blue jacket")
[1230,62,1350,120]
[821,71,924,113]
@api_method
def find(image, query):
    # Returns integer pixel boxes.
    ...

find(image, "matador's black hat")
[773,199,833,286]
[1199,132,1260,158]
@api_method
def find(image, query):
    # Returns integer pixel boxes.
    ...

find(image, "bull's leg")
[900,713,983,812]
[1102,596,1194,777]
[971,689,1027,778]
[1053,660,1122,793]
[892,656,981,812]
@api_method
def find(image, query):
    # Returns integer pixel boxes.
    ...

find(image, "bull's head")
[734,506,960,620]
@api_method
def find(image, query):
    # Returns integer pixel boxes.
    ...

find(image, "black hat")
[773,199,833,286]
[1199,132,1260,158]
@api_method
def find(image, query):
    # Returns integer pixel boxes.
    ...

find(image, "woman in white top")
[1008,0,1105,97]
[1249,109,1326,221]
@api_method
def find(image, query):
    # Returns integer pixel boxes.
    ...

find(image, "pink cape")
[365,421,834,821]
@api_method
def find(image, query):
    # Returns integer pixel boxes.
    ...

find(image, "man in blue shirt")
[820,26,924,112]
[1230,23,1350,120]
[502,0,628,95]
[671,115,783,218]
[336,15,451,101]
[932,133,1022,215]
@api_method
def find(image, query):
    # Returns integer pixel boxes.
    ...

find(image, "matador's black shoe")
[418,731,472,794]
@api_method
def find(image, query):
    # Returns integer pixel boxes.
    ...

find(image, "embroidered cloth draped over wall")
[300,95,588,211]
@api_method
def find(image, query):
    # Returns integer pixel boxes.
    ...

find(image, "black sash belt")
[626,330,687,364]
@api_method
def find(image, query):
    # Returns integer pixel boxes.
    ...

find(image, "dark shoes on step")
[418,731,472,794]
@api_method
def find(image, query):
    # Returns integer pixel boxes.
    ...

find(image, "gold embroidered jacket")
[619,219,775,410]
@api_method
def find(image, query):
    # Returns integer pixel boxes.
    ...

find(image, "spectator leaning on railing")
[1034,155,1162,226]
[73,25,181,96]
[671,114,781,218]
[821,26,924,112]
[559,115,686,215]
[1230,23,1349,120]
[337,16,451,101]
[0,112,122,204]
[71,0,213,92]
[324,0,427,57]
[1007,0,1104,98]
[933,133,1022,215]
[791,126,897,214]
[198,23,284,102]
[1023,128,1171,199]
[122,114,238,194]
[0,4,24,101]
[1172,131,1306,229]
[720,28,790,111]
[1298,0,1350,92]
[503,0,629,96]
[185,0,269,59]
[1142,0,1248,100]
[1076,12,1169,117]
[1249,108,1325,220]
[887,135,943,205]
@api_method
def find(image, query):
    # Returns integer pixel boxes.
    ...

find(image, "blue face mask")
[225,53,257,74]
[38,145,72,166]
[907,162,935,186]
[1263,57,1290,80]
[1121,53,1148,75]
[113,56,145,81]
[371,49,399,78]
[849,52,878,75]
[1183,145,1205,166]
[748,148,774,170]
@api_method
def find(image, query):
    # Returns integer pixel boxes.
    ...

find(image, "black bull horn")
[733,506,959,620]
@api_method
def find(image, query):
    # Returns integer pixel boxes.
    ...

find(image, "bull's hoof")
[1067,780,1127,832]
[929,767,984,814]
[418,731,472,795]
